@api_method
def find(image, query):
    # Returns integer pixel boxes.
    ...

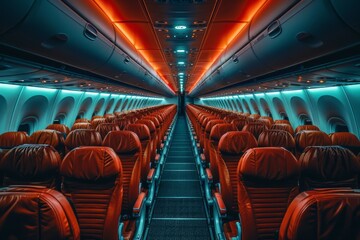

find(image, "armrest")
[194,136,198,140]
[160,143,164,149]
[147,168,155,183]
[133,192,146,215]
[196,143,201,149]
[200,153,206,162]
[205,168,213,182]
[163,136,168,141]
[214,192,227,215]
[154,153,160,163]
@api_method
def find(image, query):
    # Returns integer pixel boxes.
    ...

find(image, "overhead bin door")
[0,0,114,72]
[251,0,360,71]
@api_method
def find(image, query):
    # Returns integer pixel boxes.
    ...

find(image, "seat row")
[0,104,177,240]
[186,104,360,240]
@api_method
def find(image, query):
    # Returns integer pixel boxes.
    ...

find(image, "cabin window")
[93,98,105,116]
[18,117,37,135]
[250,99,260,114]
[242,99,251,113]
[54,113,66,124]
[78,98,92,118]
[54,97,74,125]
[329,117,349,133]
[260,98,271,116]
[105,98,115,113]
[273,98,288,119]
[114,99,123,112]
[291,97,311,124]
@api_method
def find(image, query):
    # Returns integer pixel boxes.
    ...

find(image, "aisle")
[145,116,212,239]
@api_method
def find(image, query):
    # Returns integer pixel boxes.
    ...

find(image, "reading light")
[178,73,184,76]
[178,61,185,65]
[176,49,186,53]
[175,25,187,30]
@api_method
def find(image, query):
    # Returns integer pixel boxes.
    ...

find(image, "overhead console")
[0,0,173,96]
[190,0,360,97]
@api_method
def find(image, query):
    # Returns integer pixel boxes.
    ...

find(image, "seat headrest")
[205,119,225,133]
[270,123,294,135]
[65,129,102,150]
[329,132,360,146]
[258,130,295,149]
[295,130,332,150]
[71,122,92,131]
[0,132,28,148]
[238,147,299,181]
[295,125,320,134]
[61,146,121,180]
[0,186,80,240]
[136,119,156,133]
[74,118,90,123]
[300,146,360,181]
[0,144,61,179]
[127,123,151,141]
[91,118,106,128]
[115,119,130,130]
[274,119,290,124]
[103,131,141,154]
[143,116,160,127]
[29,130,65,150]
[218,131,257,155]
[201,116,218,127]
[279,189,360,240]
[209,123,237,141]
[46,124,70,134]
[95,123,120,138]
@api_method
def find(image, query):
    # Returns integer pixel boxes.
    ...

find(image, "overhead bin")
[0,0,114,72]
[251,0,360,71]
[330,0,360,34]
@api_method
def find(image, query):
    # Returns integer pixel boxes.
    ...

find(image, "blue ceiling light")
[178,61,185,65]
[178,72,184,76]
[176,49,186,53]
[175,25,187,30]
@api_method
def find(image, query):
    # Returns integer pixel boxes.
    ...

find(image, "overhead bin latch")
[84,23,98,41]
[267,20,282,39]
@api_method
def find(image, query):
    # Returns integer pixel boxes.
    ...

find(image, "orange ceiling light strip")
[189,0,267,93]
[93,1,175,94]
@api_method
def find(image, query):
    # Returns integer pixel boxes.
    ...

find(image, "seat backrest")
[257,118,272,128]
[238,147,299,240]
[274,119,290,125]
[0,131,29,160]
[115,118,130,130]
[127,124,151,183]
[204,119,225,152]
[46,124,70,135]
[65,129,102,152]
[242,122,268,139]
[299,146,360,191]
[95,123,120,139]
[279,189,360,240]
[258,130,295,152]
[136,119,157,161]
[208,124,237,182]
[0,186,80,240]
[29,130,66,157]
[74,118,90,123]
[102,131,142,214]
[91,117,106,129]
[249,113,260,120]
[294,125,320,134]
[295,130,332,157]
[329,132,360,155]
[259,116,273,124]
[60,146,122,240]
[270,123,294,136]
[231,119,248,131]
[217,131,257,215]
[71,122,92,131]
[0,144,61,188]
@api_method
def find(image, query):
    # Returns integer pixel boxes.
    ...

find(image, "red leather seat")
[203,119,225,161]
[143,116,162,149]
[60,146,123,240]
[216,131,258,238]
[249,113,260,120]
[231,119,248,131]
[91,117,106,129]
[257,118,272,128]
[0,131,29,160]
[95,123,120,139]
[136,119,157,162]
[299,146,360,191]
[294,124,320,134]
[270,123,294,136]
[0,186,80,240]
[208,124,237,183]
[274,119,290,125]
[0,144,61,188]
[71,122,92,131]
[295,130,332,158]
[46,124,70,135]
[115,119,130,130]
[127,124,152,184]
[259,116,274,124]
[258,129,295,152]
[279,189,360,240]
[65,129,102,152]
[29,130,66,157]
[329,132,360,155]
[102,131,144,240]
[237,147,299,239]
[104,114,116,123]
[74,118,90,123]
[242,122,268,139]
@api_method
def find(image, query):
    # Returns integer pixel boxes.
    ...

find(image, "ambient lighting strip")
[189,0,267,94]
[93,1,175,94]
[0,83,164,100]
